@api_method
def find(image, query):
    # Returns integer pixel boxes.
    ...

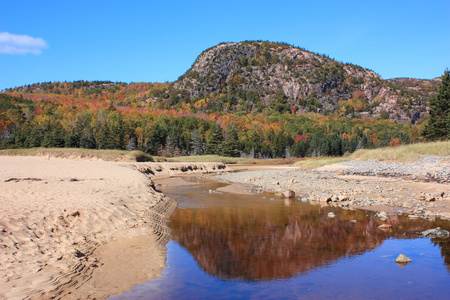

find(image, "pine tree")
[190,129,204,155]
[222,126,240,157]
[205,123,224,155]
[423,70,450,141]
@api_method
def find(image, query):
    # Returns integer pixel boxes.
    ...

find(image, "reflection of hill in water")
[170,200,450,281]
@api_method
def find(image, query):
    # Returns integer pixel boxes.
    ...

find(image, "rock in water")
[395,254,413,263]
[378,224,392,231]
[422,227,450,239]
[377,211,388,219]
[282,190,295,198]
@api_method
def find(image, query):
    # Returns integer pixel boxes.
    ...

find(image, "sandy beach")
[0,156,226,299]
[1,154,449,299]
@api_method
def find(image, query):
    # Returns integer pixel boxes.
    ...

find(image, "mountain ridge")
[2,41,441,125]
[173,41,440,124]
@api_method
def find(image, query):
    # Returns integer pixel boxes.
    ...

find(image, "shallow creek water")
[111,177,450,299]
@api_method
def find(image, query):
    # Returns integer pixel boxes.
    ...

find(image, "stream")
[111,176,450,299]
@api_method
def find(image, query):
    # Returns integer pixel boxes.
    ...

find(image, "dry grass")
[294,141,450,169]
[249,158,302,165]
[0,148,154,162]
[294,157,351,169]
[162,155,253,164]
[351,140,450,162]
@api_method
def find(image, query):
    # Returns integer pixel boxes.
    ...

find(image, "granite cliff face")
[175,41,439,124]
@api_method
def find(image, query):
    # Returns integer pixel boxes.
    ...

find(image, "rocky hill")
[2,41,441,125]
[174,41,440,124]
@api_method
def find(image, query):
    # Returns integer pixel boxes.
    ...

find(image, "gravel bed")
[341,156,450,183]
[209,156,450,222]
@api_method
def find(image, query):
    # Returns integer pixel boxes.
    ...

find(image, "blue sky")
[1,0,449,91]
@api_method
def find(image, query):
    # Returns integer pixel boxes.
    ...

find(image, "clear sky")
[1,0,449,91]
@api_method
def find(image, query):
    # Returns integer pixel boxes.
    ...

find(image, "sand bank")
[0,156,226,299]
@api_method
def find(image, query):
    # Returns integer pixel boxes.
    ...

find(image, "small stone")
[338,194,349,201]
[435,191,445,198]
[395,254,413,263]
[425,196,435,202]
[331,195,338,202]
[408,214,420,219]
[418,195,426,201]
[328,212,336,218]
[402,201,412,208]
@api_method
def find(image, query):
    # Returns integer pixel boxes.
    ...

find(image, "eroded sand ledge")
[0,156,226,299]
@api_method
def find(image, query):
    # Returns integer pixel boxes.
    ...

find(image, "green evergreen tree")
[205,123,224,155]
[222,126,240,157]
[423,70,450,141]
[190,129,204,155]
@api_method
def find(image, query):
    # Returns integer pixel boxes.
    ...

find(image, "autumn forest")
[0,41,448,158]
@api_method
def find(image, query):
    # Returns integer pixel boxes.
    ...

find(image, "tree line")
[1,91,423,158]
[1,70,448,157]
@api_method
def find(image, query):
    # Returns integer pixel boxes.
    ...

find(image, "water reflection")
[168,181,450,281]
[112,177,450,299]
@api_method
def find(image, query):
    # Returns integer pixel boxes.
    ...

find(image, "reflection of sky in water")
[111,239,450,300]
[110,177,450,299]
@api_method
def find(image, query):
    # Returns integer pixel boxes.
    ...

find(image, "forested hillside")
[0,41,446,158]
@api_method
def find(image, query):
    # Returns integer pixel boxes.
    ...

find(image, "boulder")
[395,254,413,263]
[377,211,388,219]
[422,227,450,239]
[319,196,332,202]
